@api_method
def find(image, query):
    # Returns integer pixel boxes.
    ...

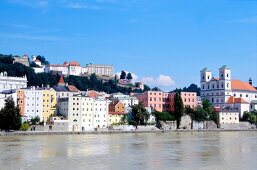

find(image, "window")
[240,94,242,97]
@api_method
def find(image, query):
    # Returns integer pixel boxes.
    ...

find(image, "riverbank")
[1,129,257,136]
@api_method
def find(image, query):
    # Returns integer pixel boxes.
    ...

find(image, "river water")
[0,131,256,170]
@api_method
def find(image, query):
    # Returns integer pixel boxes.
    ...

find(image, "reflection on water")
[0,132,257,170]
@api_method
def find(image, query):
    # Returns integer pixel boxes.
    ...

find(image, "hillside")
[0,54,146,94]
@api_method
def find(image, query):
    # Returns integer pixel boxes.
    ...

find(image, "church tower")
[219,65,231,90]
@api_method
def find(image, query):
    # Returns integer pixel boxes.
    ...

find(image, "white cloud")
[66,3,102,10]
[141,75,175,87]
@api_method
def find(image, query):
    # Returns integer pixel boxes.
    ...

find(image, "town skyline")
[0,0,256,90]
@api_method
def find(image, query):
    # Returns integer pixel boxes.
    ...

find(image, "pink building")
[139,91,164,112]
[138,91,197,112]
[169,92,197,112]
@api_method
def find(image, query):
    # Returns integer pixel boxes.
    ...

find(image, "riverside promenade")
[1,129,257,136]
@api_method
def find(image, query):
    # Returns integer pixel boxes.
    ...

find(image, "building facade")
[138,91,197,112]
[83,64,114,77]
[200,66,257,117]
[17,87,57,122]
[0,72,27,92]
[58,95,109,131]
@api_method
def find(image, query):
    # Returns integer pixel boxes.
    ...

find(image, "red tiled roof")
[231,80,257,92]
[226,96,248,104]
[67,85,79,92]
[69,61,80,66]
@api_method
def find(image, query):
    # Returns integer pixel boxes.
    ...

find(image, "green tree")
[0,96,21,130]
[151,87,162,91]
[120,71,126,79]
[126,73,133,80]
[30,116,40,125]
[143,85,151,92]
[36,55,49,65]
[130,102,150,129]
[174,92,184,129]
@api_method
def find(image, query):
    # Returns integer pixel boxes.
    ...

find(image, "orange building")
[109,100,125,113]
[17,89,25,116]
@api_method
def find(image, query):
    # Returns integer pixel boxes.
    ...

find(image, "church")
[200,65,257,117]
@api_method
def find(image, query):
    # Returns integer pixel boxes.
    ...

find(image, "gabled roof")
[231,80,257,92]
[58,76,65,84]
[67,85,79,92]
[226,96,248,104]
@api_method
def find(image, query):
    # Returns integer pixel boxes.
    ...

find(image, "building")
[138,91,163,112]
[218,110,240,125]
[82,64,114,77]
[0,71,27,92]
[137,91,197,112]
[13,55,30,67]
[58,95,109,131]
[109,112,126,125]
[53,76,80,100]
[17,87,57,122]
[200,66,257,117]
[169,92,197,112]
[110,93,139,112]
[45,62,114,77]
[109,100,125,113]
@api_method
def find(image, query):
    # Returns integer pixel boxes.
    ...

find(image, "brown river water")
[0,131,256,170]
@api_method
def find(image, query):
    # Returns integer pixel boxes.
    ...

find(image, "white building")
[58,95,109,131]
[218,110,240,125]
[200,66,257,117]
[0,71,27,92]
[23,88,43,121]
[82,64,114,77]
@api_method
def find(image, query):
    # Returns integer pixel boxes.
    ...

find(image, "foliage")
[30,62,40,68]
[20,123,29,131]
[126,73,133,80]
[120,70,126,79]
[30,116,40,125]
[187,99,218,123]
[151,87,162,91]
[0,96,21,130]
[174,92,184,129]
[152,111,175,122]
[143,85,151,92]
[172,83,200,96]
[241,111,257,124]
[36,55,49,65]
[129,102,150,128]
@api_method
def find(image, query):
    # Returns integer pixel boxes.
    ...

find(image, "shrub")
[20,123,29,131]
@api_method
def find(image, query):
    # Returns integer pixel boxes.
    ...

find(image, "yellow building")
[42,89,57,122]
[109,112,126,125]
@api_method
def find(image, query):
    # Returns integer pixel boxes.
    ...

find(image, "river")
[0,131,256,170]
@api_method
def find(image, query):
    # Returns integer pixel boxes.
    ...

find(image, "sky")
[0,0,256,91]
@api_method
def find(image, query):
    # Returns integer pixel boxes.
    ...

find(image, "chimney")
[249,78,252,86]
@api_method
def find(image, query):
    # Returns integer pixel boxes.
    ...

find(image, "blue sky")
[0,0,256,91]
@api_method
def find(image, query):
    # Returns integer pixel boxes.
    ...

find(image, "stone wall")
[160,121,177,130]
[220,122,256,130]
[179,115,192,129]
